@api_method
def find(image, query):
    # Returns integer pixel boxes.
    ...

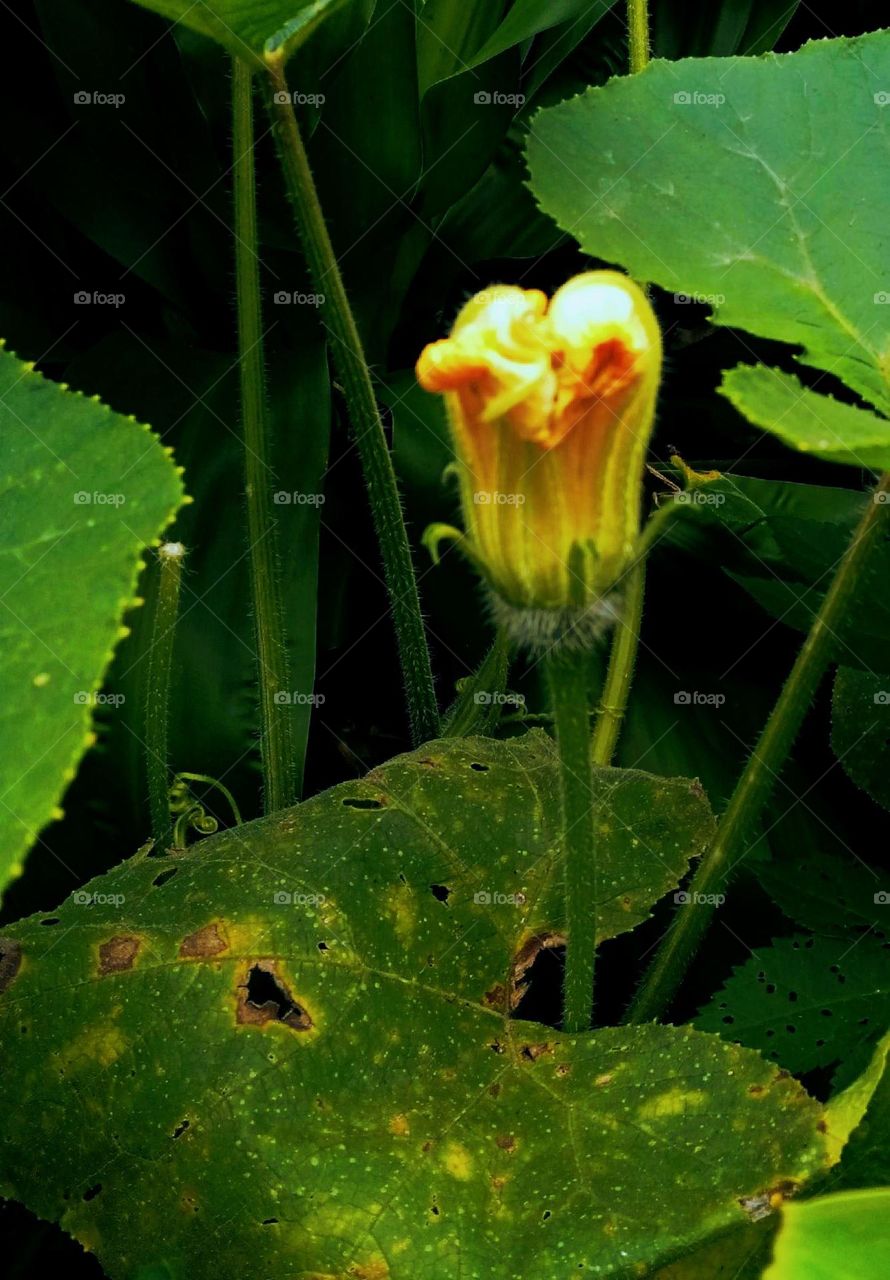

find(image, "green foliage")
[832,666,890,812]
[0,734,832,1278]
[527,30,890,451]
[696,933,890,1075]
[763,1189,890,1280]
[0,346,183,894]
[129,0,349,62]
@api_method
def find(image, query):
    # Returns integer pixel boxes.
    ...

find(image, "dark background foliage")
[0,1,886,1273]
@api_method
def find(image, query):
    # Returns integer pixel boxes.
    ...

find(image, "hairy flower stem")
[628,0,651,74]
[145,541,185,852]
[628,475,890,1024]
[592,558,646,767]
[263,54,439,746]
[547,649,597,1032]
[232,58,298,813]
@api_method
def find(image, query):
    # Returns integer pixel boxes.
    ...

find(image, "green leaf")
[128,0,348,63]
[763,1189,890,1280]
[696,933,890,1075]
[832,665,890,813]
[526,31,890,443]
[759,847,887,938]
[0,733,832,1277]
[468,0,614,69]
[722,367,890,471]
[0,345,183,893]
[826,1031,890,1174]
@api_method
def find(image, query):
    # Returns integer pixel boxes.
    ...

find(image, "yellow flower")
[416,271,662,642]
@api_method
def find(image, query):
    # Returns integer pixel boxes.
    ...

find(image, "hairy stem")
[145,541,184,851]
[627,476,890,1023]
[232,58,298,813]
[592,558,646,767]
[628,0,651,74]
[547,649,597,1032]
[263,55,439,746]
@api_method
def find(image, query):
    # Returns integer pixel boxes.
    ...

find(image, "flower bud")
[416,271,662,647]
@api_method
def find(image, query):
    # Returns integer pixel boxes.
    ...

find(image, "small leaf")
[763,1189,890,1280]
[721,367,890,471]
[128,0,348,63]
[696,933,890,1075]
[832,666,890,813]
[0,345,183,893]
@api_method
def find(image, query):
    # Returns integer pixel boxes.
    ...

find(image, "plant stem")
[145,541,184,851]
[628,0,651,74]
[627,476,890,1024]
[592,558,646,767]
[232,57,298,813]
[262,55,439,746]
[547,648,596,1033]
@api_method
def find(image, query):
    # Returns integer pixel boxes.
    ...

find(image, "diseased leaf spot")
[470,762,489,772]
[342,797,385,810]
[152,867,178,888]
[172,1120,190,1140]
[179,922,228,960]
[39,917,60,927]
[429,883,451,904]
[495,1134,516,1152]
[98,935,140,975]
[82,1184,102,1202]
[0,941,22,993]
[236,963,313,1032]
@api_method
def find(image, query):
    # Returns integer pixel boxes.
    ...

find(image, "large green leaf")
[527,31,890,451]
[832,665,890,813]
[0,345,183,893]
[763,1189,890,1280]
[0,733,831,1277]
[128,0,348,62]
[696,933,890,1076]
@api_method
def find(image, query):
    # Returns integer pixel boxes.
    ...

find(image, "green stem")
[592,558,646,767]
[145,541,184,851]
[262,55,439,746]
[232,58,298,814]
[547,649,596,1033]
[441,631,511,738]
[628,0,651,74]
[627,475,890,1024]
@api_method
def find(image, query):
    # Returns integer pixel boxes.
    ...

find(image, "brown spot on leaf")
[488,1082,502,1098]
[98,936,140,974]
[389,1114,410,1137]
[0,941,22,994]
[495,1134,516,1152]
[235,962,313,1032]
[348,1260,389,1280]
[520,1042,552,1062]
[510,932,566,1008]
[748,1084,765,1096]
[483,983,508,1011]
[179,922,228,960]
[556,1063,571,1077]
[595,1072,614,1087]
[817,1119,828,1133]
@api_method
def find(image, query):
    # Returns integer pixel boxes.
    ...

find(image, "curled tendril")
[168,772,243,848]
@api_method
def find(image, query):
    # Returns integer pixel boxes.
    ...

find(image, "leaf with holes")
[832,665,890,813]
[526,31,890,458]
[0,733,832,1278]
[0,344,183,895]
[696,933,890,1076]
[759,848,887,938]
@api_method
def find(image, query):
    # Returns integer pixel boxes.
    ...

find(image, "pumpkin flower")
[416,271,662,646]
